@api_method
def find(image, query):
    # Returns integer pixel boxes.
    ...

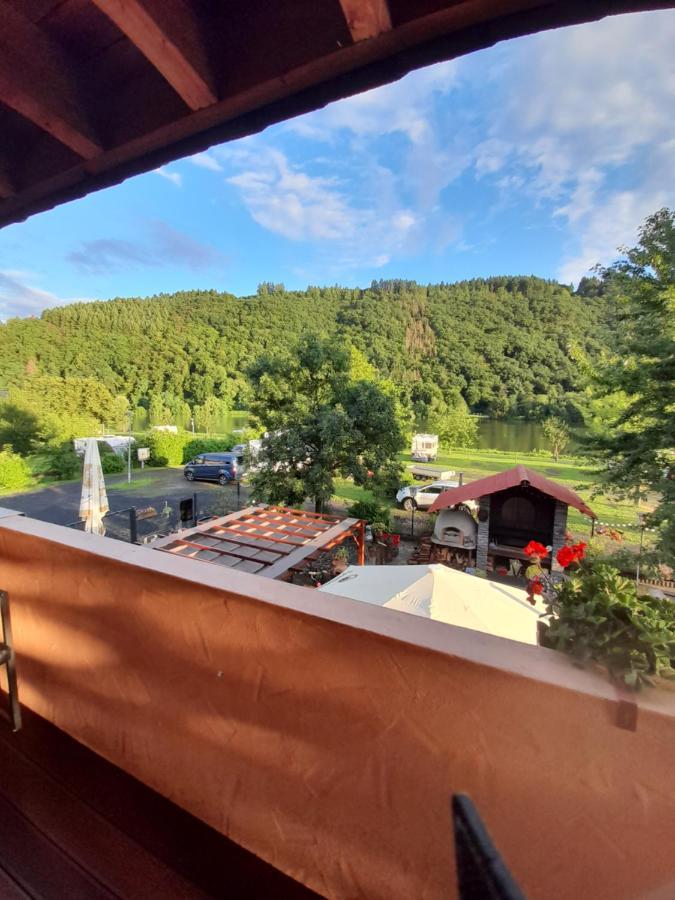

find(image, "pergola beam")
[92,0,217,111]
[0,3,102,160]
[338,0,393,41]
[263,518,360,579]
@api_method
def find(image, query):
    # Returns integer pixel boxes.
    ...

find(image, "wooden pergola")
[153,505,365,580]
[0,0,669,228]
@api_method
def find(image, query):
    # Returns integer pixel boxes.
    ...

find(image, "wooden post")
[357,520,366,566]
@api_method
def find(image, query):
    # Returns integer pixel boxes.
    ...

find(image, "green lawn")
[333,478,371,505]
[332,447,653,543]
[112,475,156,492]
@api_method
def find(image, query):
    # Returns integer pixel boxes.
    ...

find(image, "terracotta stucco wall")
[0,515,674,899]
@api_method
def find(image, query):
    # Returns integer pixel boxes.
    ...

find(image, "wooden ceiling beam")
[0,2,102,160]
[338,0,393,42]
[0,164,14,200]
[92,0,217,111]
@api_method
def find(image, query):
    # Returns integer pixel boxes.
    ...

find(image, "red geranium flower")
[530,580,543,595]
[557,541,587,569]
[523,541,548,558]
[556,546,575,568]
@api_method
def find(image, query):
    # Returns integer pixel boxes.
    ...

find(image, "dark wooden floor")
[0,702,321,899]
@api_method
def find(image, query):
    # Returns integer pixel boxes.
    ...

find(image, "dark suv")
[183,452,238,485]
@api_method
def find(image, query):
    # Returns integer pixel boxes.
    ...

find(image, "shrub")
[146,431,235,467]
[540,564,675,689]
[0,445,32,491]
[46,443,82,480]
[182,436,233,464]
[100,452,126,474]
[98,442,127,474]
[347,499,391,530]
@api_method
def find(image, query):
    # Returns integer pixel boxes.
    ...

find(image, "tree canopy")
[584,208,675,562]
[0,276,615,454]
[248,335,406,511]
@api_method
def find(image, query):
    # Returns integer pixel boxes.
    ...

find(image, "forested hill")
[0,276,611,422]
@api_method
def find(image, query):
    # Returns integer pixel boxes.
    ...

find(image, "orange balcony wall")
[0,512,674,899]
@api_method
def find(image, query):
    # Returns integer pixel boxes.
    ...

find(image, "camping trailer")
[411,433,439,462]
[73,435,135,458]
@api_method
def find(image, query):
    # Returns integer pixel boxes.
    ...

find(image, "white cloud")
[472,10,675,281]
[0,271,89,319]
[217,58,470,271]
[224,146,421,269]
[153,166,182,187]
[189,152,223,173]
[288,59,459,145]
[475,139,511,178]
[556,141,673,284]
[205,9,674,282]
[227,148,353,241]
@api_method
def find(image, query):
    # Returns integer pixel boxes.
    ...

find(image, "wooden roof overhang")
[0,0,671,229]
[153,505,363,580]
[430,465,597,518]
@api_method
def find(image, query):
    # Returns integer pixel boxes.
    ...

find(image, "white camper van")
[411,433,439,462]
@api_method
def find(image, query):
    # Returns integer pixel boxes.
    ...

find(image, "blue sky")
[1,9,674,318]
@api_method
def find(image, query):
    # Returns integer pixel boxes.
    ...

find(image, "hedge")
[144,431,234,467]
[146,431,186,467]
[182,436,234,464]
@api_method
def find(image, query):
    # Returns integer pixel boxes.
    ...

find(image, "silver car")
[396,480,477,513]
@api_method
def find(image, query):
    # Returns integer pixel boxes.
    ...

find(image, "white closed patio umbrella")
[79,438,109,535]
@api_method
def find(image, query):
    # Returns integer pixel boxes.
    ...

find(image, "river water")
[475,419,548,453]
[134,408,564,454]
[218,414,551,452]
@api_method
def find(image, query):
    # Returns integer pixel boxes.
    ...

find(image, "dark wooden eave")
[0,0,672,228]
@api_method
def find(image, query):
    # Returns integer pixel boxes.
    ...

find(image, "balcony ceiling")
[0,0,671,228]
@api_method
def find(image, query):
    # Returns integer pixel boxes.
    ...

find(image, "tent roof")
[0,1,668,228]
[320,564,545,645]
[429,465,596,518]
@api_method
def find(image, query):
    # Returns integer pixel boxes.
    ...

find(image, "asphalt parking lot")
[0,467,246,528]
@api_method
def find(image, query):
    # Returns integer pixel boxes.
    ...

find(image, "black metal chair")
[452,794,524,899]
[0,589,21,731]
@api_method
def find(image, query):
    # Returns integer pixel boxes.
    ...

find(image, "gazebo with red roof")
[429,465,596,576]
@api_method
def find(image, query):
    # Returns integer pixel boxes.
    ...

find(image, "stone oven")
[430,466,596,577]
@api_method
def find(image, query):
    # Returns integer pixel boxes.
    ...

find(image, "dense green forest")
[0,276,613,438]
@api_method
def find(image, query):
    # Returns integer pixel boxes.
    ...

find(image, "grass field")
[333,447,653,543]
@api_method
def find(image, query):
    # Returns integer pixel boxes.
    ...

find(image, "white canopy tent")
[79,438,110,535]
[319,564,546,645]
[73,435,134,457]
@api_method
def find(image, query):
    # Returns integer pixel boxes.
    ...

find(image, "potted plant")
[332,546,350,574]
[370,520,388,542]
[523,539,675,690]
